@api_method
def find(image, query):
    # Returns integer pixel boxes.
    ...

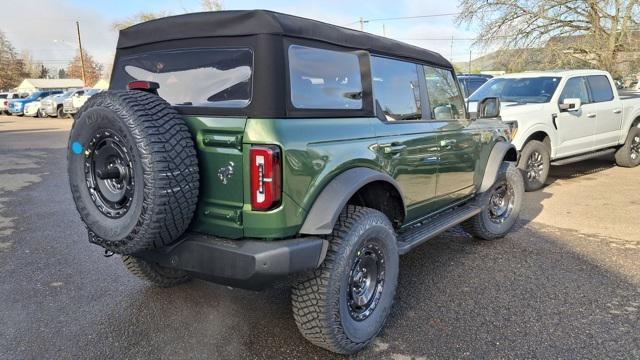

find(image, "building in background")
[15,79,84,93]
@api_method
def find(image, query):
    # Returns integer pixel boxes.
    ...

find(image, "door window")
[423,66,465,120]
[371,56,421,121]
[559,77,590,104]
[587,75,614,102]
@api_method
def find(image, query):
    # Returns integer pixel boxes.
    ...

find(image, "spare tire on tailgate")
[67,90,199,254]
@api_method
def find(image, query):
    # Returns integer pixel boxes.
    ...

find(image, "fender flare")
[299,167,405,235]
[479,141,518,193]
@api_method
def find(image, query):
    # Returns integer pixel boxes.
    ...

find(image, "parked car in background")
[23,99,45,117]
[467,70,640,191]
[63,88,102,116]
[0,92,25,115]
[41,89,81,118]
[8,90,62,116]
[459,73,493,79]
[458,75,489,98]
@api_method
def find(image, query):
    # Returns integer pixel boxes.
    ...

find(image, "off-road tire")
[67,90,199,254]
[614,126,640,168]
[122,256,191,287]
[517,140,550,192]
[291,205,399,354]
[463,162,524,240]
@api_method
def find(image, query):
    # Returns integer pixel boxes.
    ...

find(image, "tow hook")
[104,250,115,257]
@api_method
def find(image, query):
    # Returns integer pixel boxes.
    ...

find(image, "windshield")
[26,92,43,100]
[469,76,561,103]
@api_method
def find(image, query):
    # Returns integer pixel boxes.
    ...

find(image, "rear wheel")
[517,140,550,192]
[291,206,399,354]
[463,162,524,240]
[615,126,640,168]
[122,256,191,287]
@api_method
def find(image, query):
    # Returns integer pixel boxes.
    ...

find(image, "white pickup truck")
[468,70,640,191]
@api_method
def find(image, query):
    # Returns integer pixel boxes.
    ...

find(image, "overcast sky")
[3,0,483,73]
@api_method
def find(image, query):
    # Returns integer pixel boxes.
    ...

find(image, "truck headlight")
[502,121,518,141]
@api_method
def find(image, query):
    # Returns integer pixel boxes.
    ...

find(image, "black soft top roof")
[117,10,451,68]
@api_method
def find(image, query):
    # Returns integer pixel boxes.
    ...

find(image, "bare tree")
[112,1,223,31]
[457,0,640,76]
[0,30,27,90]
[20,50,46,78]
[112,11,171,31]
[200,0,223,11]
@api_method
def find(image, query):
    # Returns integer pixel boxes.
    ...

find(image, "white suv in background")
[468,70,640,191]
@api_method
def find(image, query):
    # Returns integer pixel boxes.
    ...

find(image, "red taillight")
[250,145,281,211]
[127,81,160,92]
[3,101,6,106]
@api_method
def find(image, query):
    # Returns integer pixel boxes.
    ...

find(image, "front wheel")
[291,206,399,354]
[614,126,640,168]
[517,140,550,191]
[463,162,524,240]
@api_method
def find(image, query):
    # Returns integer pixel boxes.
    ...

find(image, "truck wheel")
[517,140,550,191]
[67,90,199,254]
[57,106,65,119]
[122,256,191,287]
[463,162,523,240]
[614,126,640,168]
[291,206,399,354]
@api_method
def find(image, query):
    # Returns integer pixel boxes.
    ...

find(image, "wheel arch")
[298,167,406,235]
[479,141,518,193]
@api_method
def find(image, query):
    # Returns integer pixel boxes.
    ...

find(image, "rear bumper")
[138,233,328,290]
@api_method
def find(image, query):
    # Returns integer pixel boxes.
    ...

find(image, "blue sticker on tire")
[71,141,83,154]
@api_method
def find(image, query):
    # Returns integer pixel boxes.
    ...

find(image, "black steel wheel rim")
[84,129,134,218]
[526,150,544,181]
[347,242,385,321]
[631,135,640,161]
[488,181,515,224]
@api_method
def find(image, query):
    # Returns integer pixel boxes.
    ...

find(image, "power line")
[344,12,459,26]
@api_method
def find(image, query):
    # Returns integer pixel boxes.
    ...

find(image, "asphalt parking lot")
[0,115,638,359]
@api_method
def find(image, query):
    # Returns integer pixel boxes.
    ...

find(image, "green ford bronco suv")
[67,10,523,354]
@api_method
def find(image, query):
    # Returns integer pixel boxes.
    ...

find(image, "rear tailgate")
[183,116,247,238]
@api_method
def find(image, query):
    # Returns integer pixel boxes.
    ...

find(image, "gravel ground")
[0,116,638,359]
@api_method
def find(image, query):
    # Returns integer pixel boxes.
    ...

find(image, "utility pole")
[76,21,86,86]
[382,24,386,37]
[468,48,472,74]
[359,17,364,31]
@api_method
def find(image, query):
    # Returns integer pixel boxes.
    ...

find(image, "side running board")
[550,148,616,166]
[397,204,481,255]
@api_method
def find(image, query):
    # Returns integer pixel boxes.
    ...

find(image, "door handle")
[440,139,457,149]
[586,113,596,118]
[613,109,622,114]
[381,143,406,154]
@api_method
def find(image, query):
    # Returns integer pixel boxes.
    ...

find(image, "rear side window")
[423,66,465,120]
[560,77,590,104]
[112,48,253,108]
[587,75,614,102]
[288,45,362,110]
[371,56,421,121]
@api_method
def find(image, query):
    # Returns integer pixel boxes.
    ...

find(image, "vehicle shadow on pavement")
[544,155,616,187]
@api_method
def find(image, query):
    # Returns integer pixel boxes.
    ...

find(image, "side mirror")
[478,97,500,119]
[559,98,581,111]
